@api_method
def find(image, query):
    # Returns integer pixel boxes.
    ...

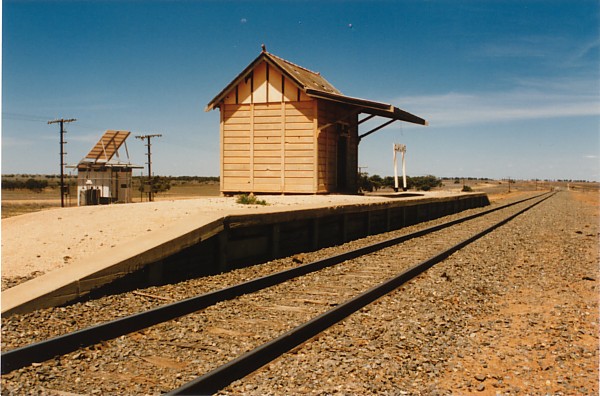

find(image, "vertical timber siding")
[285,101,314,193]
[221,101,316,194]
[222,105,252,191]
[219,59,356,194]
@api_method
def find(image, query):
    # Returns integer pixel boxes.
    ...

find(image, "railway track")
[2,192,554,395]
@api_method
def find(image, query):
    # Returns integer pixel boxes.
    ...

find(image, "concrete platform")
[2,192,489,316]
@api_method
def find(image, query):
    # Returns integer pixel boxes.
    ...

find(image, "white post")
[393,144,399,192]
[401,146,407,191]
[393,143,407,192]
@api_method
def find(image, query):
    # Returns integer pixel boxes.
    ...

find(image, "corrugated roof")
[265,52,341,95]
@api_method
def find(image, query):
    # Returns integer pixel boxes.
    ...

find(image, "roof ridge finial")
[261,44,266,53]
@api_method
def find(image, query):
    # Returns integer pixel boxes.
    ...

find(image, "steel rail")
[167,192,554,395]
[1,192,552,374]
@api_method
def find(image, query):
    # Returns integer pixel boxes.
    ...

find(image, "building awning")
[305,89,428,127]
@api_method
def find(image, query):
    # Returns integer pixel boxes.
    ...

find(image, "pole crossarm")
[48,118,76,125]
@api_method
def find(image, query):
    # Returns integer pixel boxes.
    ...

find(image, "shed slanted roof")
[205,48,427,126]
[80,130,133,165]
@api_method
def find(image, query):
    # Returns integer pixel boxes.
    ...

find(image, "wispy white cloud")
[1,136,36,148]
[479,35,558,59]
[476,35,599,70]
[567,37,600,67]
[394,77,600,127]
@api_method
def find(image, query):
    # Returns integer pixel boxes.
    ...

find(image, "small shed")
[72,130,142,205]
[206,47,428,195]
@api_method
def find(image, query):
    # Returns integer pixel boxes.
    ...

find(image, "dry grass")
[2,202,62,219]
[140,182,220,202]
[2,188,62,218]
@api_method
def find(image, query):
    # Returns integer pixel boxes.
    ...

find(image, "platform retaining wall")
[82,193,490,300]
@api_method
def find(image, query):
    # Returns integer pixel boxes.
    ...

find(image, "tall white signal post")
[393,143,407,192]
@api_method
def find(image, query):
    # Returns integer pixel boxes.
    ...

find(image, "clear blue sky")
[3,0,599,181]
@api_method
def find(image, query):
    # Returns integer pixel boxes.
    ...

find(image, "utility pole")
[135,134,162,202]
[48,118,76,207]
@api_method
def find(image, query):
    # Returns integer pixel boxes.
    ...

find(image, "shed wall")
[221,101,316,193]
[218,59,358,194]
[76,168,134,205]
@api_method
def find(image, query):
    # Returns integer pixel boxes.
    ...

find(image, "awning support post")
[358,114,376,125]
[359,119,397,141]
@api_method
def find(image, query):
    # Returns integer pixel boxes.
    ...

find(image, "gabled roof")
[205,48,341,112]
[205,48,427,127]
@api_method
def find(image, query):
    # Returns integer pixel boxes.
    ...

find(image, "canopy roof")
[83,130,130,163]
[77,130,141,168]
[205,48,428,128]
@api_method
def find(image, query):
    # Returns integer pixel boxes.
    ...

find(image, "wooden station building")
[206,46,428,195]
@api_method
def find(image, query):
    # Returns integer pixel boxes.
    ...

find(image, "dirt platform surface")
[2,193,453,288]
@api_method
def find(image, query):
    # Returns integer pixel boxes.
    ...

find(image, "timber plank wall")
[218,57,360,194]
[221,101,317,193]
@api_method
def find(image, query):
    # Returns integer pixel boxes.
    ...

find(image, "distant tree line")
[2,178,49,192]
[169,176,220,182]
[2,175,221,194]
[443,177,493,181]
[137,176,172,195]
[133,176,220,184]
[358,173,443,192]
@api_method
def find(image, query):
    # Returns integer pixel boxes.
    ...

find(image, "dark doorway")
[336,126,348,191]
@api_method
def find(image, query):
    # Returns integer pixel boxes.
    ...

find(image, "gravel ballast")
[221,191,599,395]
[1,191,598,395]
